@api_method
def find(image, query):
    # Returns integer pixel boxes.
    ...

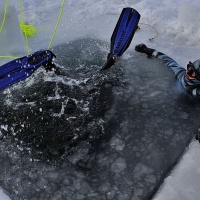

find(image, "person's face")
[186,66,197,80]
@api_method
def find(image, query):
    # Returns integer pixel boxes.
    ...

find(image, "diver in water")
[135,43,200,141]
[135,44,200,97]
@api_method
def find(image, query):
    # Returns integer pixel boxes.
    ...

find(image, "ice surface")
[0,187,10,200]
[0,2,26,62]
[153,141,200,200]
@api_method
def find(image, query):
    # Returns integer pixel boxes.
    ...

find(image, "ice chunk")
[98,182,111,192]
[133,163,154,179]
[73,179,91,195]
[36,178,48,189]
[111,157,127,173]
[110,136,125,151]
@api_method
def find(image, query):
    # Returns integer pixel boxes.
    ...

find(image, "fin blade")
[0,50,55,91]
[0,69,33,91]
[101,7,140,71]
[111,7,140,57]
[0,58,25,79]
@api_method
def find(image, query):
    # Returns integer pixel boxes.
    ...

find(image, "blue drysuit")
[152,50,200,97]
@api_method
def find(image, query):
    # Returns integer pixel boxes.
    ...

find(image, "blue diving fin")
[101,7,140,71]
[0,50,56,91]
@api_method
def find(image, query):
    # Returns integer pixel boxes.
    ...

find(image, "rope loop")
[138,22,159,41]
[1,0,65,58]
[19,22,37,37]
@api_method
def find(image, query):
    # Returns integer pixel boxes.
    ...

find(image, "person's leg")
[135,44,186,82]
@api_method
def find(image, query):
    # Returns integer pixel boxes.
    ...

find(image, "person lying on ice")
[135,43,200,141]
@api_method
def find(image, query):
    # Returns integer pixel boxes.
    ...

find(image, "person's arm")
[135,44,186,82]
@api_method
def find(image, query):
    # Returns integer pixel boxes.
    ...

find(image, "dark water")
[0,38,199,200]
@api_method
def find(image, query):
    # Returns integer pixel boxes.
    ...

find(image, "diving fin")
[101,7,140,71]
[0,50,56,91]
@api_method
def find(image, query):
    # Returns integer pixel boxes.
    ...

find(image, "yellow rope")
[0,0,10,33]
[0,55,19,59]
[0,0,65,59]
[48,0,66,49]
[19,22,36,37]
[18,0,36,38]
[18,0,24,22]
[18,0,31,54]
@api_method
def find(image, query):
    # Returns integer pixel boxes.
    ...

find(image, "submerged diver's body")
[135,44,200,97]
[135,43,200,141]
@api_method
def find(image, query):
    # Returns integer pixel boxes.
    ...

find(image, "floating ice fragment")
[46,172,59,180]
[76,194,85,200]
[98,182,111,192]
[36,178,48,189]
[1,125,8,131]
[110,137,125,151]
[133,163,154,179]
[165,129,173,136]
[149,91,162,97]
[111,157,127,173]
[145,174,156,184]
[180,112,189,119]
